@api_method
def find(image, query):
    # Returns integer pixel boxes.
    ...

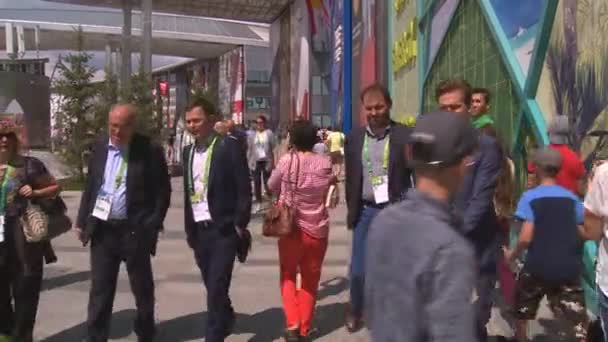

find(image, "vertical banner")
[375,0,388,86]
[230,47,244,124]
[342,0,352,133]
[330,0,344,128]
[350,0,378,127]
[350,0,363,128]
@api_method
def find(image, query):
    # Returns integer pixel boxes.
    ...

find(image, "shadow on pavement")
[42,271,90,291]
[155,302,347,341]
[317,277,349,301]
[41,309,136,342]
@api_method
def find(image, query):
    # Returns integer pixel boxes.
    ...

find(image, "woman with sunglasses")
[0,120,60,342]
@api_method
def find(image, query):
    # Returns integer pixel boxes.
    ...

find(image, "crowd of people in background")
[4,73,608,342]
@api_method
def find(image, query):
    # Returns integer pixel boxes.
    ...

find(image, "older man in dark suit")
[75,103,171,342]
[182,97,252,342]
[343,83,413,332]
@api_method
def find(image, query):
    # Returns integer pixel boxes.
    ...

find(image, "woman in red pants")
[268,121,336,341]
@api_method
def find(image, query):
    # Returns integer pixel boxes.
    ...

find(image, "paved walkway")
[34,178,568,341]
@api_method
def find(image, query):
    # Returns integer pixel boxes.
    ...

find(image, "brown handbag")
[262,152,300,237]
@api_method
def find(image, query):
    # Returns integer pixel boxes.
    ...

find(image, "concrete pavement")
[34,177,567,341]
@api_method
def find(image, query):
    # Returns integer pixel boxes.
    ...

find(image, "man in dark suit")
[343,83,413,332]
[75,104,171,342]
[436,79,503,341]
[182,97,252,342]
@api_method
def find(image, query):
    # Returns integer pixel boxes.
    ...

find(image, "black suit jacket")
[182,134,252,248]
[344,122,413,229]
[76,134,171,249]
[454,133,503,256]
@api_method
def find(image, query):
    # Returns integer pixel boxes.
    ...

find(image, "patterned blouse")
[268,152,335,239]
[1,156,53,218]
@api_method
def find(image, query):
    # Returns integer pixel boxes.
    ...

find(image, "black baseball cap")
[409,111,478,167]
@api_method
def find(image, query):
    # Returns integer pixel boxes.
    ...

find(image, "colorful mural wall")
[537,0,608,166]
[392,0,418,121]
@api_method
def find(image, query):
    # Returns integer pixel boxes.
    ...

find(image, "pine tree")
[121,64,159,139]
[53,27,98,180]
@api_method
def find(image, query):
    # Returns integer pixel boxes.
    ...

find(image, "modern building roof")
[0,8,269,58]
[43,0,292,23]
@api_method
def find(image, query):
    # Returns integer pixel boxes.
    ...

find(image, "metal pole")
[342,0,352,133]
[121,0,132,92]
[105,42,113,73]
[141,0,152,77]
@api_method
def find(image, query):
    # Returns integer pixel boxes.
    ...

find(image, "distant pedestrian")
[437,79,503,340]
[182,97,252,342]
[0,119,60,342]
[527,116,585,196]
[505,147,587,342]
[267,120,336,341]
[75,104,171,342]
[247,115,276,208]
[365,111,478,342]
[343,83,413,332]
[326,127,345,179]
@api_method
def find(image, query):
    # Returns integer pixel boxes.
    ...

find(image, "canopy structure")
[43,0,292,23]
[0,8,269,59]
[39,0,289,86]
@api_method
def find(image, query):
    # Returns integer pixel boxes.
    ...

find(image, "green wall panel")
[422,0,520,148]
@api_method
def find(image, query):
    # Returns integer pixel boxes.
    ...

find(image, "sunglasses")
[0,133,16,139]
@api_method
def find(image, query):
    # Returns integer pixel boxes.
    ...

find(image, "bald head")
[214,121,228,135]
[109,103,137,146]
[225,119,235,132]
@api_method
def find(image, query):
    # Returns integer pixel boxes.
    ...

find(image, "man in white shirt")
[583,162,608,339]
[247,115,276,204]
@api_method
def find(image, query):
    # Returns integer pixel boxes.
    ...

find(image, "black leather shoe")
[344,304,363,333]
[284,328,299,342]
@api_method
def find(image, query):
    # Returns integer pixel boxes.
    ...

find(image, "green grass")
[58,176,85,191]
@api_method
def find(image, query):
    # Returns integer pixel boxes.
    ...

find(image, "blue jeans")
[349,205,381,318]
[598,286,608,342]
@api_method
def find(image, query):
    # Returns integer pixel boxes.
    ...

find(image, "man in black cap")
[365,111,478,342]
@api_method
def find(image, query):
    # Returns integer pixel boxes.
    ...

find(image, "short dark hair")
[257,115,267,123]
[360,83,393,107]
[289,120,317,152]
[186,95,218,118]
[435,79,472,107]
[472,87,491,104]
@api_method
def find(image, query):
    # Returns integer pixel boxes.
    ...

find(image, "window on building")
[312,75,330,96]
[246,97,270,109]
[311,113,330,128]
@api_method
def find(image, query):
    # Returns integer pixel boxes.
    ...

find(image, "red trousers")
[278,228,328,336]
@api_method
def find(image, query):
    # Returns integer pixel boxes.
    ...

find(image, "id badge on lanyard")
[92,191,113,221]
[92,155,127,221]
[363,134,390,204]
[372,175,389,204]
[189,138,217,222]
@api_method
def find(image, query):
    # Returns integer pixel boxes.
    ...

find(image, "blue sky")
[489,0,545,37]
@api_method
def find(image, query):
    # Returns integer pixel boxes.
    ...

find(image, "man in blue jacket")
[436,79,503,341]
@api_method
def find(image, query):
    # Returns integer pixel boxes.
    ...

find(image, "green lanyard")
[188,137,218,196]
[0,166,12,214]
[113,155,128,191]
[363,134,390,176]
